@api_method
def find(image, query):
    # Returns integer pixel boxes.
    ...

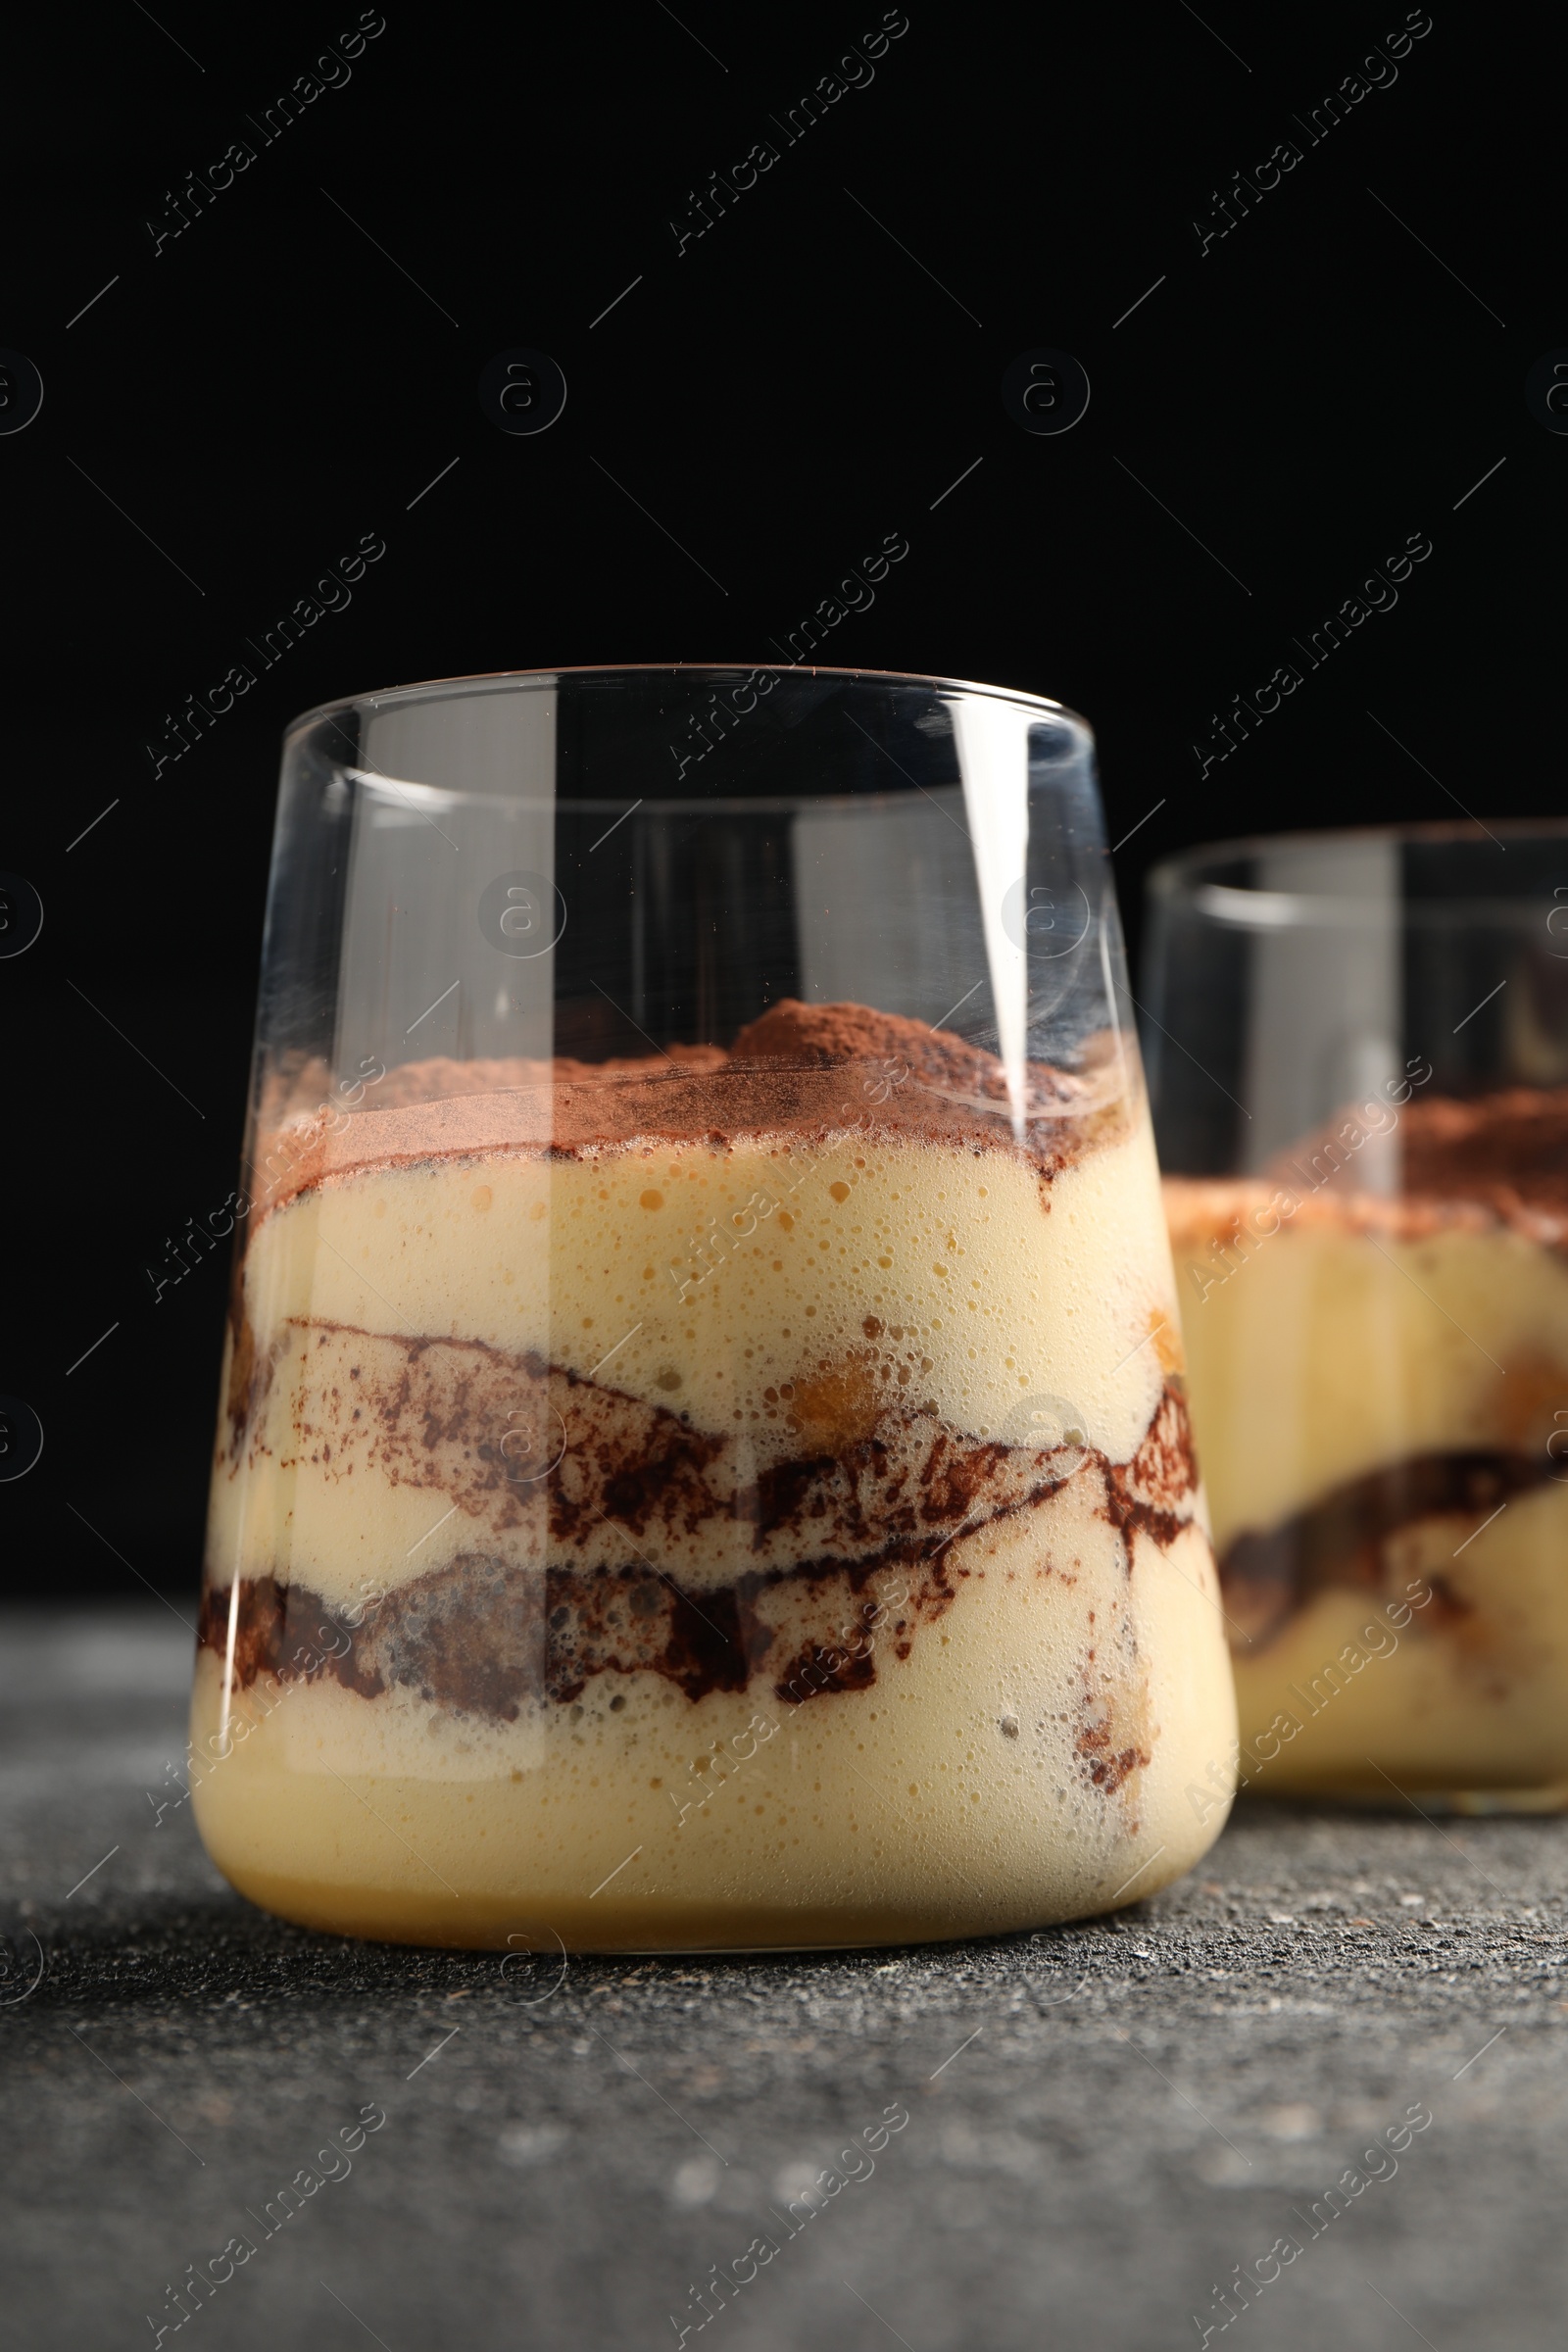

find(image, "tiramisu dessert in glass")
[1146,824,1568,1807]
[191,666,1236,1949]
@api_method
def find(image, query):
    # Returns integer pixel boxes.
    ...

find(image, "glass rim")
[1148,816,1568,929]
[284,662,1092,747]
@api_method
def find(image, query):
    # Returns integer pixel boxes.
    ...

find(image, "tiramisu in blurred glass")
[1147,825,1568,1806]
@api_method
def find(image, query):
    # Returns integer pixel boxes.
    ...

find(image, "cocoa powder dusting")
[244,1006,1132,1220]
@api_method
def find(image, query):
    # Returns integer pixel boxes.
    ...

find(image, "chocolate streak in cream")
[199,1368,1198,1721]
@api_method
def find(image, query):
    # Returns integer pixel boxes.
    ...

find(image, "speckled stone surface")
[3,1610,1564,2350]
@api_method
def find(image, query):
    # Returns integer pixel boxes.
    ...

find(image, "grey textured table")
[4,1610,1564,2351]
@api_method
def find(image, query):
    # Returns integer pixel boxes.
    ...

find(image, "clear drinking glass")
[1145,821,1568,1810]
[191,664,1235,1951]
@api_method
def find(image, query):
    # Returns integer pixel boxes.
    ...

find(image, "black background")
[3,0,1556,1598]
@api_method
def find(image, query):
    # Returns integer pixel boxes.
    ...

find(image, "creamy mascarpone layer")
[211,1112,1186,1605]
